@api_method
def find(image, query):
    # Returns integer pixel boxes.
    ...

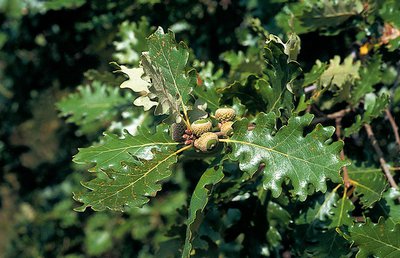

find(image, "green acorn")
[194,132,219,152]
[220,121,234,136]
[215,107,236,122]
[170,122,186,142]
[191,119,212,136]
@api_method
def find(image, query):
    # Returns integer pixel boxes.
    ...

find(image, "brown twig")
[335,117,351,188]
[312,108,352,124]
[364,124,398,189]
[385,108,400,150]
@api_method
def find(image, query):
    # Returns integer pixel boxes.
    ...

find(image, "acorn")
[215,107,236,122]
[220,121,234,136]
[190,119,212,136]
[194,132,219,152]
[170,122,186,142]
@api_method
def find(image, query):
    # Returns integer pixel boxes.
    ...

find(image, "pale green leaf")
[225,112,347,201]
[319,55,360,88]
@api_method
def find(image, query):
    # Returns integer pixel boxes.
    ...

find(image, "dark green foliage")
[2,0,400,257]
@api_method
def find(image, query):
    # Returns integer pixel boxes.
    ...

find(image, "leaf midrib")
[223,138,338,171]
[352,231,400,252]
[89,145,191,207]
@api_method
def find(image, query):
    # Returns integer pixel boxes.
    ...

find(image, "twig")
[364,124,398,189]
[385,108,400,150]
[312,108,352,124]
[335,117,351,188]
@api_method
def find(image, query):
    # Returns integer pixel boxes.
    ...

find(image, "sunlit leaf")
[225,112,347,200]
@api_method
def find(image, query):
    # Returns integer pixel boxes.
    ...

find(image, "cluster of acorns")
[171,107,236,152]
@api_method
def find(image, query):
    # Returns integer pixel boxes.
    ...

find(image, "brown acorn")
[194,132,219,152]
[190,119,212,136]
[220,121,234,136]
[170,122,186,142]
[215,107,236,122]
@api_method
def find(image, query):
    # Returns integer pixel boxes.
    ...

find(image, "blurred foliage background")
[1,0,399,257]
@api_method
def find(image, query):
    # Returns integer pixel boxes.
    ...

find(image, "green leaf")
[225,112,347,201]
[73,125,178,173]
[303,228,350,258]
[276,0,363,34]
[141,27,196,124]
[74,147,187,211]
[377,188,400,226]
[219,75,266,114]
[182,166,224,258]
[44,0,85,11]
[57,81,129,134]
[113,17,152,65]
[329,191,355,228]
[319,55,360,89]
[302,61,328,87]
[294,189,354,257]
[348,165,387,208]
[349,217,400,258]
[266,201,291,247]
[379,0,400,27]
[350,55,382,105]
[192,85,220,113]
[344,93,389,137]
[297,189,354,228]
[260,35,302,115]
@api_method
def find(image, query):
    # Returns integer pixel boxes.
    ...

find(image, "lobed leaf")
[225,112,347,201]
[142,27,196,124]
[57,81,129,134]
[350,54,382,105]
[73,125,178,173]
[349,217,400,258]
[348,165,387,208]
[344,93,389,137]
[74,148,184,211]
[276,0,363,34]
[260,35,302,115]
[319,55,360,88]
[182,166,224,258]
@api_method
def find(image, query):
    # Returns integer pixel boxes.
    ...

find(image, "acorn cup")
[190,119,212,136]
[194,132,219,152]
[215,107,236,122]
[220,121,234,136]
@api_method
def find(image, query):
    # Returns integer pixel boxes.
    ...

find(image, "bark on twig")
[364,124,398,189]
[312,108,352,124]
[335,117,351,188]
[385,108,400,150]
